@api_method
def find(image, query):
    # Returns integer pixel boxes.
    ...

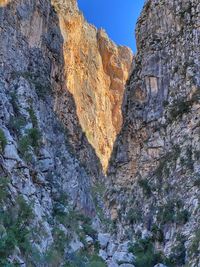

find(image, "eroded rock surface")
[107,0,200,266]
[53,0,133,171]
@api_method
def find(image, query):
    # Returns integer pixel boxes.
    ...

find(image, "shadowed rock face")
[52,0,133,171]
[107,0,200,265]
[0,1,103,262]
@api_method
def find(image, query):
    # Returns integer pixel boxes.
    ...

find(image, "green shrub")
[189,229,200,257]
[151,224,164,243]
[157,200,189,225]
[8,116,26,135]
[27,128,41,148]
[0,195,35,264]
[157,201,175,224]
[18,135,32,161]
[180,147,194,171]
[138,179,152,197]
[194,178,200,187]
[168,99,191,122]
[28,108,38,128]
[10,92,20,115]
[0,129,7,153]
[34,81,52,99]
[175,209,190,224]
[126,207,142,224]
[11,71,52,100]
[64,252,106,267]
[154,145,180,179]
[129,238,163,267]
[166,235,186,266]
[0,177,9,203]
[87,255,106,267]
[18,128,41,160]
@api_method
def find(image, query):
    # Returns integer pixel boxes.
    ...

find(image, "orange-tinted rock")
[0,0,10,7]
[53,0,133,171]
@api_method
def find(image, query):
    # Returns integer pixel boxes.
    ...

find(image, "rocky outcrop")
[53,0,133,171]
[107,0,200,266]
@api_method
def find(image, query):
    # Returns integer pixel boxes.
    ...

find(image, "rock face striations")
[107,0,200,266]
[53,0,133,171]
[0,0,200,266]
[0,0,103,265]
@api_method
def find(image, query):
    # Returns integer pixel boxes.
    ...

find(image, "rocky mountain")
[0,0,200,267]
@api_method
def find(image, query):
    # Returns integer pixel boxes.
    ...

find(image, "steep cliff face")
[1,0,200,266]
[53,0,133,171]
[0,0,105,265]
[107,0,200,266]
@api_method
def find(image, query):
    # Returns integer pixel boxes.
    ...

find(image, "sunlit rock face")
[0,0,10,7]
[53,0,133,171]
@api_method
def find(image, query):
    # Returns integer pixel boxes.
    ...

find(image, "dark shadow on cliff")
[0,0,104,217]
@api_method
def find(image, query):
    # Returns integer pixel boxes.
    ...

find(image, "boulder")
[119,264,135,267]
[107,242,117,256]
[98,233,111,249]
[113,251,135,264]
[99,249,108,261]
[154,264,168,267]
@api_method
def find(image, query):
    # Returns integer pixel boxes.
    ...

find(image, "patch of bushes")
[11,71,52,100]
[8,115,26,136]
[28,107,38,128]
[193,177,200,187]
[0,178,9,206]
[189,229,200,258]
[64,251,106,267]
[44,227,70,266]
[165,235,186,266]
[92,183,112,231]
[180,147,194,171]
[18,128,41,160]
[138,179,152,197]
[0,193,36,265]
[157,200,190,225]
[151,224,164,243]
[175,209,190,224]
[154,145,180,179]
[34,81,52,99]
[10,92,20,115]
[0,129,7,153]
[168,99,191,122]
[128,238,164,267]
[126,207,142,224]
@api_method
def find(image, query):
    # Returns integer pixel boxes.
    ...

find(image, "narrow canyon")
[0,0,199,267]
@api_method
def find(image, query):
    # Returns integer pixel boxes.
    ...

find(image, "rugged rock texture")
[0,0,105,265]
[53,0,133,171]
[1,0,200,266]
[107,0,200,266]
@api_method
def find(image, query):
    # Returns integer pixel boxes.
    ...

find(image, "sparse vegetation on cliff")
[0,129,7,153]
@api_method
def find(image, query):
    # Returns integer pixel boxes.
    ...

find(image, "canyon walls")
[107,0,200,266]
[1,0,200,266]
[0,0,104,265]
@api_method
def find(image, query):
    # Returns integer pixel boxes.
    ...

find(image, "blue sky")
[77,0,145,52]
